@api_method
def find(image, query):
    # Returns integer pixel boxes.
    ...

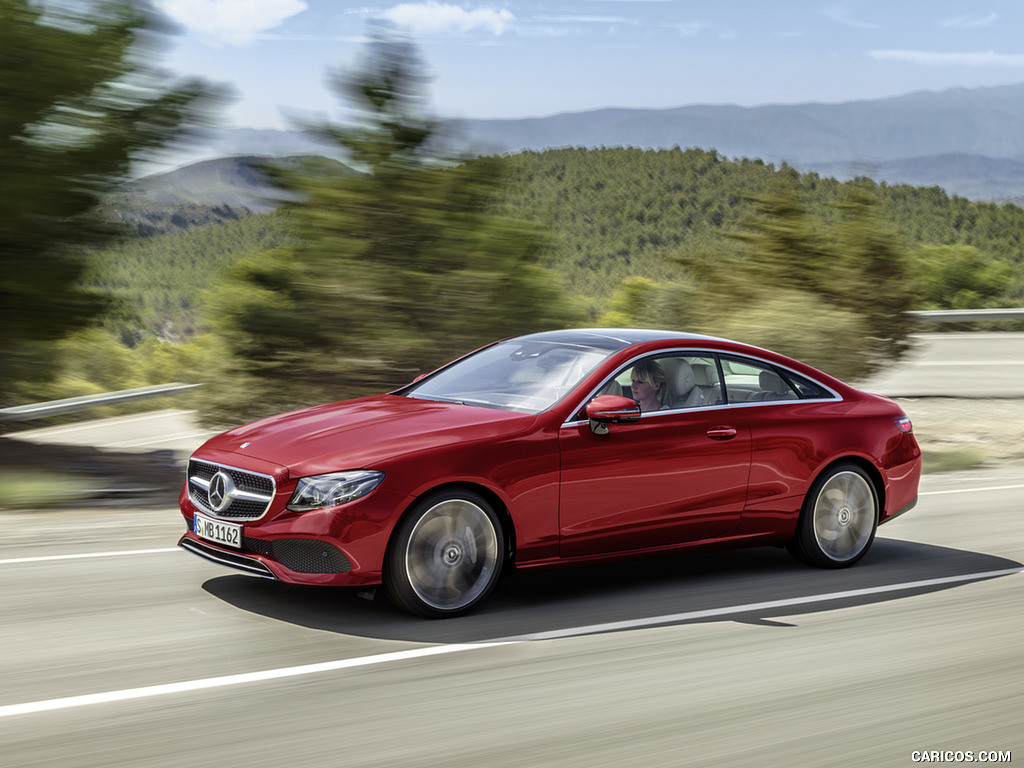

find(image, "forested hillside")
[89,146,1024,343]
[499,148,1023,306]
[89,210,293,342]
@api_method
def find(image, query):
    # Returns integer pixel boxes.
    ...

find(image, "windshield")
[403,340,615,413]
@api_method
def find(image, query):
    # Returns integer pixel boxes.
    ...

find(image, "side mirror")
[585,394,641,434]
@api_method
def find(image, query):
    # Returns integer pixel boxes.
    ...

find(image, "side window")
[614,354,722,412]
[687,358,723,406]
[719,356,798,403]
[785,371,837,400]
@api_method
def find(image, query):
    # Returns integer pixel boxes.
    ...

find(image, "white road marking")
[920,483,1024,496]
[0,480,1019,718]
[0,548,180,565]
[0,644,512,719]
[0,567,1019,719]
[913,361,1024,366]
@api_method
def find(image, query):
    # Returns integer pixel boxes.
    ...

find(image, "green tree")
[665,175,916,379]
[200,33,577,424]
[0,0,217,405]
[913,244,1012,310]
[830,179,917,364]
[723,170,836,295]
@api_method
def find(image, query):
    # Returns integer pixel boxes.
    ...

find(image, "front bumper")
[178,480,404,587]
[178,535,278,579]
[177,525,380,586]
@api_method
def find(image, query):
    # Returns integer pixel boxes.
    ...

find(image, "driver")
[629,359,672,411]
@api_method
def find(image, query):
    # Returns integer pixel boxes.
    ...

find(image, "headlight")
[286,470,385,512]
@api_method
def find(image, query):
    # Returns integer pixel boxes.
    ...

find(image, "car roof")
[515,328,726,351]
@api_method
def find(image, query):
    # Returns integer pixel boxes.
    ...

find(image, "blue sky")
[154,1,1024,129]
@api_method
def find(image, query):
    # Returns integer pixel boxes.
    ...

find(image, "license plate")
[194,512,242,549]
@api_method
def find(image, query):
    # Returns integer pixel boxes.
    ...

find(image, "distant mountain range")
[456,84,1024,164]
[129,83,1024,223]
[810,153,1024,200]
[455,84,1024,201]
[109,155,350,235]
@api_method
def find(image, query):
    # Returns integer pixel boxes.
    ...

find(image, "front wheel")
[788,463,878,568]
[385,490,505,618]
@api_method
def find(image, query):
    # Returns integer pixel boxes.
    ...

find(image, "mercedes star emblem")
[207,471,235,512]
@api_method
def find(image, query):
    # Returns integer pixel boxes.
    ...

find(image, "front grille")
[243,536,352,574]
[188,458,276,520]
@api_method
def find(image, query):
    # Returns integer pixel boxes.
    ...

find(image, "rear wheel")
[789,463,878,568]
[386,490,504,618]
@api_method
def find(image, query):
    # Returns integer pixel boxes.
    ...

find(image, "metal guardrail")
[0,383,200,422]
[909,308,1024,322]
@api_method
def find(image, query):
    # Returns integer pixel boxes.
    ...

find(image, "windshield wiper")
[407,394,468,405]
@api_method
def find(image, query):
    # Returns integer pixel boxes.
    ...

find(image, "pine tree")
[830,179,917,364]
[200,32,577,424]
[0,0,216,405]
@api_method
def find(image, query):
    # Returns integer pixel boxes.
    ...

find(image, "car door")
[557,354,752,558]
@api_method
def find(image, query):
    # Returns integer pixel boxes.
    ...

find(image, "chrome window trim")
[187,458,277,522]
[561,347,844,428]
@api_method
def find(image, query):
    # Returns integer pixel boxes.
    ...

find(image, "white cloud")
[157,0,308,45]
[380,2,514,36]
[941,13,999,29]
[869,49,1024,67]
[822,6,879,30]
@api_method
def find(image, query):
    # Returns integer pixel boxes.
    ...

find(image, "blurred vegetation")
[22,142,1024,424]
[194,33,578,424]
[0,469,96,510]
[921,447,989,474]
[0,0,220,408]
[913,244,1013,310]
[82,149,1024,344]
[621,172,917,380]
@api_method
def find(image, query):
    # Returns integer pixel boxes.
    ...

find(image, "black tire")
[385,490,505,618]
[788,463,878,568]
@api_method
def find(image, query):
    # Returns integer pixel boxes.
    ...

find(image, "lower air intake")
[244,536,352,574]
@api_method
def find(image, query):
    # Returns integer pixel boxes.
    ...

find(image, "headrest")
[691,363,715,387]
[673,359,696,396]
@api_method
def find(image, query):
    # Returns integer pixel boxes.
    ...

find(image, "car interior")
[602,353,831,410]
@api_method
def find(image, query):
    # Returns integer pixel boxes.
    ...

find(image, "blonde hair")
[631,358,672,406]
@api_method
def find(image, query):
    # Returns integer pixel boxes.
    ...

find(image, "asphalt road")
[858,332,1024,397]
[10,407,218,458]
[0,465,1021,767]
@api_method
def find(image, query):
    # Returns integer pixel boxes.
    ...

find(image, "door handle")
[706,426,737,440]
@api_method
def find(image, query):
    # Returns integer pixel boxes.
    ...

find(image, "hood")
[197,394,537,477]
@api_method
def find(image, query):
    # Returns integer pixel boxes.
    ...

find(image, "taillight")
[895,415,913,433]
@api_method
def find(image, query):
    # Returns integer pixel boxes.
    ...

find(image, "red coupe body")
[178,329,921,616]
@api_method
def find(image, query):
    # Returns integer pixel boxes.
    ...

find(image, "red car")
[178,329,922,618]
